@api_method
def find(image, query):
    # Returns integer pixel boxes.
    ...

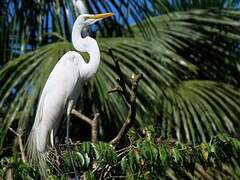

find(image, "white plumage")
[35,51,84,152]
[27,13,113,160]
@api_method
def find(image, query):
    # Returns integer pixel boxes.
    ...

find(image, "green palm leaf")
[162,81,240,143]
[1,2,240,150]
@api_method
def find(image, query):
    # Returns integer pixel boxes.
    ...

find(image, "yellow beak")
[91,13,114,20]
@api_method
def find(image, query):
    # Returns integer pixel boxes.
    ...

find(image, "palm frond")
[133,9,240,84]
[162,80,240,143]
[1,3,240,149]
[0,41,72,148]
[155,0,240,11]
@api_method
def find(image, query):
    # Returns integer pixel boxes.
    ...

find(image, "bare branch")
[71,49,142,146]
[6,169,13,180]
[108,48,142,146]
[71,109,92,125]
[91,113,100,143]
[8,127,27,163]
[110,74,142,145]
[8,127,18,136]
[108,86,123,94]
[71,109,100,143]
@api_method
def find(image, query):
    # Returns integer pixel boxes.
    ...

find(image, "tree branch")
[108,48,142,146]
[108,86,123,94]
[71,110,100,143]
[109,74,142,145]
[91,113,100,143]
[71,109,92,125]
[8,127,27,163]
[71,49,141,145]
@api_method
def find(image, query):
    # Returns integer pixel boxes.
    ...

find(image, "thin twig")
[104,174,138,180]
[102,164,113,179]
[8,127,27,163]
[108,86,123,94]
[116,135,134,157]
[117,146,133,157]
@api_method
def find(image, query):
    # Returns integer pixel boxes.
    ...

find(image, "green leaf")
[159,146,169,168]
[83,171,96,180]
[76,152,85,167]
[84,153,90,168]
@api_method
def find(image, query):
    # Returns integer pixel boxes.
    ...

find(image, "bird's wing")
[34,51,84,151]
[36,50,84,123]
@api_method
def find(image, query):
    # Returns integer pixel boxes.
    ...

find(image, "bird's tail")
[25,96,49,179]
[26,124,49,179]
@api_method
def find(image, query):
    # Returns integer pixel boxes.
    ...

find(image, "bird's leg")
[66,102,72,145]
[66,100,79,180]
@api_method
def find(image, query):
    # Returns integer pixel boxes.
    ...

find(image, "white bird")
[27,13,113,157]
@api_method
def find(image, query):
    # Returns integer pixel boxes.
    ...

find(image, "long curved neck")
[72,22,100,80]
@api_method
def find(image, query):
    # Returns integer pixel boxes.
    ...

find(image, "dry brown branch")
[71,109,92,125]
[6,169,13,180]
[108,86,123,94]
[91,113,100,143]
[109,74,142,145]
[8,127,27,163]
[71,109,100,143]
[71,49,141,145]
[108,48,142,146]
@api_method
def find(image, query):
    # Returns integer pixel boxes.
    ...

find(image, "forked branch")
[71,109,100,143]
[8,127,27,163]
[71,49,142,146]
[108,48,142,145]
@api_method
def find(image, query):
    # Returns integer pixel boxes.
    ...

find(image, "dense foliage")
[1,132,240,179]
[60,132,240,179]
[1,0,240,150]
[0,154,39,179]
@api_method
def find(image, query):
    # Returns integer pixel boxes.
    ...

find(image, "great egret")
[27,13,113,163]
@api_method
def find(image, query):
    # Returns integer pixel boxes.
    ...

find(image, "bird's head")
[76,13,114,26]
